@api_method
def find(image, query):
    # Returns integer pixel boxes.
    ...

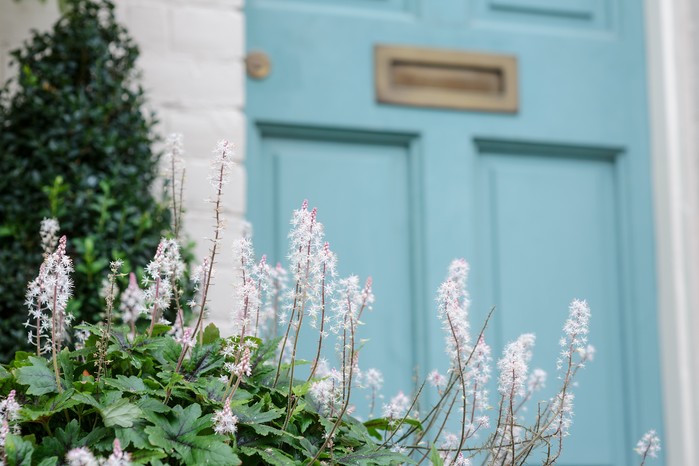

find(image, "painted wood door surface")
[246,1,664,464]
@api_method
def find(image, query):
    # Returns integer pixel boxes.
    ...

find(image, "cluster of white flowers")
[142,239,184,324]
[0,391,21,450]
[119,273,145,327]
[466,335,492,432]
[440,433,472,465]
[283,202,338,332]
[558,299,591,370]
[437,259,472,371]
[310,370,344,416]
[24,235,74,355]
[212,399,238,436]
[65,439,131,466]
[39,217,60,257]
[497,333,535,398]
[209,140,236,190]
[382,391,410,419]
[231,237,263,337]
[427,369,447,390]
[634,429,661,460]
[164,133,185,185]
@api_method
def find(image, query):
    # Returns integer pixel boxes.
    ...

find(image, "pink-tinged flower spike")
[310,369,344,417]
[213,398,239,436]
[143,239,184,336]
[558,299,591,370]
[362,368,384,417]
[635,430,661,466]
[466,335,493,435]
[66,447,99,466]
[437,259,472,372]
[382,391,411,420]
[164,133,186,239]
[25,235,74,357]
[497,333,535,399]
[231,236,261,339]
[39,217,60,257]
[103,438,132,466]
[427,370,447,391]
[209,139,236,189]
[119,272,145,338]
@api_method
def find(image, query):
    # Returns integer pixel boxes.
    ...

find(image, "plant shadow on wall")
[0,0,190,362]
[0,135,662,465]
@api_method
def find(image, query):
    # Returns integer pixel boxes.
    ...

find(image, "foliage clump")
[0,0,175,361]
[0,136,609,465]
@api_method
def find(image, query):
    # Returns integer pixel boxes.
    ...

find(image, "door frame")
[645,0,699,463]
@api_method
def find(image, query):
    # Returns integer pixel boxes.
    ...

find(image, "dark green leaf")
[5,434,33,466]
[103,375,147,393]
[144,404,240,465]
[15,356,58,395]
[202,323,220,345]
[100,398,142,428]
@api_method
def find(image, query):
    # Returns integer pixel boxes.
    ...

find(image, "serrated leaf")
[202,323,220,345]
[21,389,78,421]
[144,404,240,465]
[5,434,33,466]
[36,457,58,466]
[233,401,284,425]
[239,446,294,466]
[103,375,147,393]
[185,343,223,379]
[100,398,142,428]
[336,448,416,465]
[15,357,58,395]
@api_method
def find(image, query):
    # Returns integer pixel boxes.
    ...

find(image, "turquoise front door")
[246,1,664,464]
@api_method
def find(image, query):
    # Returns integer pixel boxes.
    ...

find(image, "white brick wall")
[0,0,247,334]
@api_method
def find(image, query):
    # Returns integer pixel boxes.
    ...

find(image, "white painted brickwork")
[0,0,247,334]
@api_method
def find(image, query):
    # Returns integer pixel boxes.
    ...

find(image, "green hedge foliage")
[0,0,173,361]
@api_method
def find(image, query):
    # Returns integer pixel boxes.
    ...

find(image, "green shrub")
[0,0,176,361]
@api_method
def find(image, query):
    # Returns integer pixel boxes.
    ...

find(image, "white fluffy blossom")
[66,448,99,466]
[142,239,184,323]
[213,399,238,436]
[497,333,535,398]
[103,439,131,466]
[39,217,60,257]
[427,370,447,390]
[635,429,661,459]
[25,235,74,355]
[382,391,411,419]
[209,140,236,189]
[437,259,472,371]
[119,273,145,326]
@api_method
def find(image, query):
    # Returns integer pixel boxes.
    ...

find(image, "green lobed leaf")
[15,356,58,396]
[201,323,220,345]
[185,342,223,379]
[4,434,33,466]
[336,447,416,465]
[36,458,58,466]
[144,404,241,465]
[100,398,142,428]
[103,375,148,393]
[239,446,295,466]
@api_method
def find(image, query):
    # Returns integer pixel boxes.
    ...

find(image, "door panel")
[475,140,624,464]
[246,0,663,462]
[253,126,426,416]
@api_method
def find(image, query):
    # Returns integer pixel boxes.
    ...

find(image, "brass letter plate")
[375,45,518,113]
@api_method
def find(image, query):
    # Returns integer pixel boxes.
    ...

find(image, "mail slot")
[375,45,518,113]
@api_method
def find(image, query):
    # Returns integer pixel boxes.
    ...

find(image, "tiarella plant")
[0,137,659,465]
